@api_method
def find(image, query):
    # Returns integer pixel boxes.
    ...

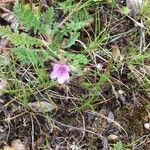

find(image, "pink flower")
[50,63,70,84]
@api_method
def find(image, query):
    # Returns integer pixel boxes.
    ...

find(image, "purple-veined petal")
[50,69,59,79]
[64,65,70,72]
[50,63,70,84]
[50,64,62,79]
[52,63,61,70]
[57,72,69,84]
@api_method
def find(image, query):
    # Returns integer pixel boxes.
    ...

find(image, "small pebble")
[107,134,119,141]
[0,126,4,132]
[118,89,124,95]
[96,63,103,71]
[144,123,150,130]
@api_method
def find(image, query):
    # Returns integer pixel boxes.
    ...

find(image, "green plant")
[140,0,150,33]
[0,1,95,72]
[114,141,124,150]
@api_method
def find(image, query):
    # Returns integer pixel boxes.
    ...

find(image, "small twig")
[139,20,145,52]
[6,121,11,142]
[108,27,137,43]
[78,113,86,144]
[110,77,130,90]
[93,96,114,106]
[1,112,26,122]
[30,114,35,150]
[52,119,106,140]
[143,43,150,52]
[76,40,87,49]
[127,15,145,28]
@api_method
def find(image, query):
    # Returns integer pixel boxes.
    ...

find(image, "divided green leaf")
[14,2,41,33]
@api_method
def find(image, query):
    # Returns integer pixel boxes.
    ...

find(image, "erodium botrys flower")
[50,63,70,84]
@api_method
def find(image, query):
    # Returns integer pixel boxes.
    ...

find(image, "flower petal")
[64,65,70,72]
[50,70,58,79]
[52,63,61,70]
[50,64,61,79]
[57,72,69,84]
[50,63,70,83]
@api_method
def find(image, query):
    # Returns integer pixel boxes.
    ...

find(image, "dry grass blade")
[0,6,18,29]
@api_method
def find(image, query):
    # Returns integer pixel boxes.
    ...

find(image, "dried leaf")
[11,139,26,150]
[3,139,27,150]
[112,46,120,61]
[144,123,150,130]
[126,0,143,17]
[3,146,15,150]
[107,134,119,141]
[28,101,57,112]
[107,111,114,123]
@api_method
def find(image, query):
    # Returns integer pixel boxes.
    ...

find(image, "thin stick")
[1,112,26,122]
[30,114,35,150]
[52,119,106,140]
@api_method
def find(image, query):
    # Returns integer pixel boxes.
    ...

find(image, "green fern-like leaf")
[114,141,124,150]
[13,47,38,64]
[63,52,88,74]
[9,33,42,47]
[41,8,55,34]
[58,0,75,13]
[0,25,42,47]
[42,8,54,27]
[14,1,41,33]
[62,9,91,49]
[14,47,50,65]
[0,26,12,38]
[72,54,89,66]
[71,54,89,74]
[65,21,87,32]
[65,32,80,48]
[64,9,90,32]
[13,47,39,64]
